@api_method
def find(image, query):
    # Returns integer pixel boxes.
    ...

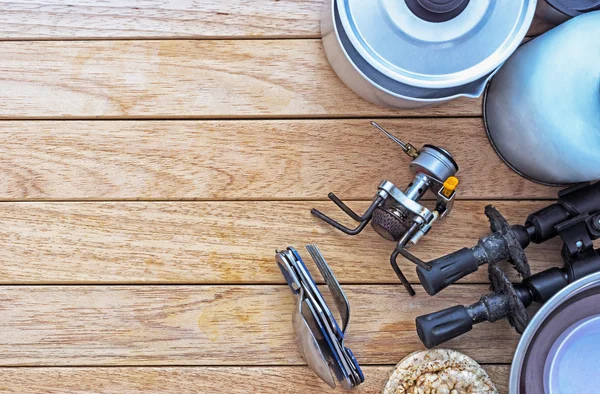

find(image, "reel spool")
[311,122,460,295]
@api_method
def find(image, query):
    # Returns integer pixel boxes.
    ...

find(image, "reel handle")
[416,247,479,296]
[415,305,473,348]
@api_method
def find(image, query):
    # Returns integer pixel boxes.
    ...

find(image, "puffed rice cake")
[382,349,498,394]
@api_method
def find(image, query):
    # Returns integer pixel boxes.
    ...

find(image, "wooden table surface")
[0,2,559,393]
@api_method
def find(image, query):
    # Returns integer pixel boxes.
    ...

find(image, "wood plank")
[0,365,510,393]
[0,0,550,40]
[0,201,564,284]
[0,119,555,200]
[0,285,521,365]
[0,40,479,119]
[0,0,322,39]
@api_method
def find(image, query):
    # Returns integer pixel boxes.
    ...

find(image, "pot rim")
[328,0,496,102]
[336,0,537,89]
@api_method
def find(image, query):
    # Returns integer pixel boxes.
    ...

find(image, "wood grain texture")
[0,365,509,393]
[0,40,479,119]
[0,285,521,365]
[0,1,550,39]
[0,119,556,200]
[0,201,563,284]
[0,0,322,39]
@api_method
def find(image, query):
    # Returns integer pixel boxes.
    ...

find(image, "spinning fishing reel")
[415,182,600,296]
[311,122,460,295]
[415,182,600,348]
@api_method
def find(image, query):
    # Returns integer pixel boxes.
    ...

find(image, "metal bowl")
[484,12,600,185]
[510,271,600,393]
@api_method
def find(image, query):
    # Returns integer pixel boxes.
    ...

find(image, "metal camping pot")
[510,272,600,393]
[536,0,600,24]
[484,12,600,185]
[321,0,537,108]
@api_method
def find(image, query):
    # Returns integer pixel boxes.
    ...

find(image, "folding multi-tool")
[276,245,363,389]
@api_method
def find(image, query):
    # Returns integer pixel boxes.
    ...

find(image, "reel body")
[311,122,459,295]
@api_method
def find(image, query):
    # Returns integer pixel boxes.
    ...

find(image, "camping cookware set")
[277,1,600,392]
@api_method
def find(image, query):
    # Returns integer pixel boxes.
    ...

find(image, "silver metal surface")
[410,146,458,183]
[321,0,536,108]
[544,315,600,393]
[404,173,431,201]
[276,247,363,389]
[510,272,600,393]
[293,289,335,388]
[378,180,432,225]
[338,0,534,89]
[484,12,600,185]
[306,244,351,334]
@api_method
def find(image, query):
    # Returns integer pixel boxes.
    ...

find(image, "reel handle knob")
[416,248,479,295]
[415,305,473,348]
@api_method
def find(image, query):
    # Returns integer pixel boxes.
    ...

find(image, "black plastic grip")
[416,248,479,296]
[415,305,473,349]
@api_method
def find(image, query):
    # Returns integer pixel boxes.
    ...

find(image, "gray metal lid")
[547,0,600,16]
[337,0,536,88]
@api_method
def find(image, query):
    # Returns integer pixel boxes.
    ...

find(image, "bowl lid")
[547,0,600,16]
[336,0,536,88]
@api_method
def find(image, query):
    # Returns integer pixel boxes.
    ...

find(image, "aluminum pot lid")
[336,0,536,88]
[547,0,600,16]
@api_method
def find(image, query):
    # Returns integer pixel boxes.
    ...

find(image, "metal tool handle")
[306,244,351,334]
